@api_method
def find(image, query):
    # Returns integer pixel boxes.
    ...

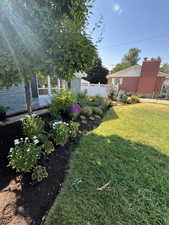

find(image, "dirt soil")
[0,113,102,225]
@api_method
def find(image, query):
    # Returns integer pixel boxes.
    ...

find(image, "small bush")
[52,121,69,146]
[118,92,128,103]
[77,90,89,105]
[50,89,77,118]
[88,96,105,107]
[93,107,103,116]
[32,165,48,182]
[43,140,55,155]
[8,137,41,172]
[22,114,44,138]
[80,106,93,117]
[69,121,79,138]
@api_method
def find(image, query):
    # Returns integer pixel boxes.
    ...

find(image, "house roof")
[81,79,90,84]
[107,65,141,78]
[107,64,169,79]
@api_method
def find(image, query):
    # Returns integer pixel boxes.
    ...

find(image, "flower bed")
[0,89,112,225]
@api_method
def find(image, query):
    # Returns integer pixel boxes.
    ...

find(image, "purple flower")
[97,106,104,109]
[69,104,81,113]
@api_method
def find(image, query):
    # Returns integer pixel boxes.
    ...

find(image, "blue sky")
[88,0,169,70]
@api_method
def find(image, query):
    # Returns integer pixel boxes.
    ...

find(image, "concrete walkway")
[140,98,169,105]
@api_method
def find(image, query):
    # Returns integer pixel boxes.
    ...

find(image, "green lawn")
[45,103,169,225]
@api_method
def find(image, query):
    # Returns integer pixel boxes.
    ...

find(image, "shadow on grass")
[45,133,169,225]
[102,107,119,122]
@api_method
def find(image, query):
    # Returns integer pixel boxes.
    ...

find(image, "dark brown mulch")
[0,113,102,225]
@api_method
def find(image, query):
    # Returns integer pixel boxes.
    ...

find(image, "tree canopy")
[160,63,169,73]
[111,48,141,73]
[0,0,97,112]
[86,57,109,84]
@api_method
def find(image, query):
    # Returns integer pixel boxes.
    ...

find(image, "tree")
[86,57,109,84]
[111,48,141,73]
[160,63,169,73]
[0,0,97,113]
[111,63,129,73]
[122,48,141,66]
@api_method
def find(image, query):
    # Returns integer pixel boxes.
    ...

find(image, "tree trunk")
[25,80,32,114]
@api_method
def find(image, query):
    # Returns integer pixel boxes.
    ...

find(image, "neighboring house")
[81,79,90,85]
[107,58,169,97]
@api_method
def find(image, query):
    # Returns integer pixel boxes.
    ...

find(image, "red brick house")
[107,58,169,97]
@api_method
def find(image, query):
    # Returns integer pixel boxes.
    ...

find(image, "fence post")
[48,76,52,96]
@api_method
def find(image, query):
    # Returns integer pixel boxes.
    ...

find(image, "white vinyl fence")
[81,83,114,98]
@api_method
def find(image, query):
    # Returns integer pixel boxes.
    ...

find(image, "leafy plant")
[50,89,77,119]
[77,90,89,105]
[69,121,79,138]
[80,106,93,117]
[118,92,128,103]
[52,121,69,146]
[43,141,55,156]
[93,107,103,116]
[8,137,41,172]
[32,165,48,182]
[22,114,44,138]
[0,106,9,113]
[88,96,105,107]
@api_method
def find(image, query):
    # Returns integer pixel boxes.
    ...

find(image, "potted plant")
[0,106,9,121]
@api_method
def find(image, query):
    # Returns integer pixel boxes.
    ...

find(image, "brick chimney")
[140,57,161,77]
[137,57,161,95]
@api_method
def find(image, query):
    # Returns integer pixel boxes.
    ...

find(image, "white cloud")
[112,3,123,15]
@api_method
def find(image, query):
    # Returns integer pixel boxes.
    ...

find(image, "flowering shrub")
[93,107,103,116]
[69,104,81,119]
[50,89,77,118]
[32,165,48,182]
[80,106,93,117]
[22,114,44,138]
[43,140,55,155]
[52,121,69,146]
[69,121,79,138]
[8,137,41,172]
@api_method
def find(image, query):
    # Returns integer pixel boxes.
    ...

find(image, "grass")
[44,103,169,225]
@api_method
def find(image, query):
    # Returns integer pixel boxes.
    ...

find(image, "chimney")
[141,57,161,77]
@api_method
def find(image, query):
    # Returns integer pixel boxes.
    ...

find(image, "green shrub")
[88,96,105,107]
[77,90,89,105]
[80,106,93,117]
[32,165,48,182]
[69,121,79,138]
[93,107,103,116]
[49,89,77,118]
[52,121,69,146]
[22,114,44,138]
[8,137,41,172]
[118,92,128,103]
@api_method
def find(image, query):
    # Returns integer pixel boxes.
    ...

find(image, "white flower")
[20,138,23,141]
[14,139,20,145]
[34,139,39,145]
[25,137,29,141]
[33,136,37,140]
[32,113,37,117]
[27,148,30,152]
[10,147,14,152]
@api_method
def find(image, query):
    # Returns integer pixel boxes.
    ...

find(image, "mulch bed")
[0,112,102,225]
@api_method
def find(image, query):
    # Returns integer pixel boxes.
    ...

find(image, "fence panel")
[81,84,113,98]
